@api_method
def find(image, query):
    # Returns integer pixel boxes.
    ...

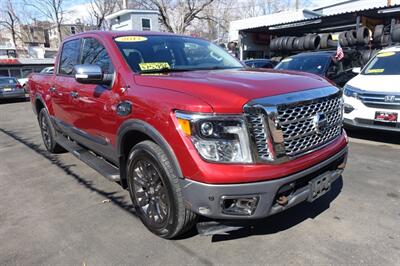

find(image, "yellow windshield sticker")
[281,58,292,63]
[377,52,395,57]
[139,62,170,71]
[115,36,147,42]
[367,69,384,73]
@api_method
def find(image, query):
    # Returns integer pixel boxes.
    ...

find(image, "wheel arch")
[34,95,47,116]
[117,119,183,188]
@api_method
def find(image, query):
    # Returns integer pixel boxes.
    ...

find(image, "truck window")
[81,38,114,75]
[59,39,81,76]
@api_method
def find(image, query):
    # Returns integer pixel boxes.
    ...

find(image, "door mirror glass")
[352,67,361,74]
[74,64,105,84]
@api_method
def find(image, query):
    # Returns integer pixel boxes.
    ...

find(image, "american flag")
[335,42,344,61]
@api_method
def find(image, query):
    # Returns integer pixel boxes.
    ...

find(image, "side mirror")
[74,64,105,85]
[352,67,361,74]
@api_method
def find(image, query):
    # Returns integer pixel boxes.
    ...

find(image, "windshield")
[275,55,330,76]
[114,35,243,73]
[362,51,400,75]
[0,78,17,86]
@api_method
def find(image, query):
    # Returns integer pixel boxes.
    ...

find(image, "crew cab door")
[52,38,82,127]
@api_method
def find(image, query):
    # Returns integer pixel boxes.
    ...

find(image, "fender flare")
[34,94,48,116]
[117,119,183,179]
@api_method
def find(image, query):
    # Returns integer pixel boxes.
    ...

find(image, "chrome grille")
[246,114,270,160]
[358,92,400,110]
[277,96,342,156]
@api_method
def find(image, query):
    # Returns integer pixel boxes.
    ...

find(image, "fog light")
[344,103,354,114]
[221,196,259,216]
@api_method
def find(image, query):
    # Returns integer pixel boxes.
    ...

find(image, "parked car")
[0,77,25,100]
[343,46,400,132]
[244,59,277,69]
[29,31,348,239]
[274,50,360,87]
[40,66,54,74]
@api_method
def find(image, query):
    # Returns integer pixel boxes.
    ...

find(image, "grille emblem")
[384,95,396,102]
[313,112,328,134]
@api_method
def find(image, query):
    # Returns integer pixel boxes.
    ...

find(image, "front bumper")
[180,147,347,219]
[343,95,400,132]
[0,90,26,99]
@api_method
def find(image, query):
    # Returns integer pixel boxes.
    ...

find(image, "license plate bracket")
[375,111,398,123]
[307,173,331,202]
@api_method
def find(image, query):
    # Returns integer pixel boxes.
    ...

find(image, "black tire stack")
[270,34,321,52]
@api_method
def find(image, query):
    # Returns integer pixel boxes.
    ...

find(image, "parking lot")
[0,100,399,265]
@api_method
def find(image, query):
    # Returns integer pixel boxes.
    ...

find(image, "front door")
[71,37,120,163]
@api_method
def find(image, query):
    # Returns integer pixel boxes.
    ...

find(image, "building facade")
[105,9,160,32]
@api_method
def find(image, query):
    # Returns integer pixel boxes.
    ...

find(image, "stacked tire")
[270,34,321,52]
[338,27,370,47]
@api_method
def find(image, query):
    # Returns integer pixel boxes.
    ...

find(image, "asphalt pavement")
[0,100,399,265]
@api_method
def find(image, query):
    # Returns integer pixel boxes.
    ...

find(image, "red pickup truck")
[29,31,348,238]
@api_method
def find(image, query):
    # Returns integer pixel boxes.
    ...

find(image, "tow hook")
[276,195,289,206]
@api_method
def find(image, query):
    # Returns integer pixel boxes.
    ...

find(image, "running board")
[55,135,120,182]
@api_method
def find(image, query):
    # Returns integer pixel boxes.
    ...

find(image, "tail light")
[16,83,22,89]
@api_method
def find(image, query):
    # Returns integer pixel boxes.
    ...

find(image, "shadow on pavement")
[0,128,136,216]
[0,98,29,105]
[346,127,400,145]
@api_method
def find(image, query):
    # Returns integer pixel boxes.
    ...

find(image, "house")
[105,9,160,31]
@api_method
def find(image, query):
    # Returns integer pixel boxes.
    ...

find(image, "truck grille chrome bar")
[244,86,343,163]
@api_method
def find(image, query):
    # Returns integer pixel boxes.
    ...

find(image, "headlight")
[343,84,360,98]
[175,111,252,163]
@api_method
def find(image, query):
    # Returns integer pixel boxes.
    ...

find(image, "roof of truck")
[71,30,186,39]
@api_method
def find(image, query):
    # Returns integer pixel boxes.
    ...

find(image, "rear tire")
[38,108,65,153]
[126,141,198,239]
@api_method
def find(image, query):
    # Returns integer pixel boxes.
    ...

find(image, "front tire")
[127,141,197,239]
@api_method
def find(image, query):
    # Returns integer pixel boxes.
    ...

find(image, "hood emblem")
[313,112,328,134]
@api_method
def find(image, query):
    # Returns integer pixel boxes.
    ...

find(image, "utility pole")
[296,0,300,11]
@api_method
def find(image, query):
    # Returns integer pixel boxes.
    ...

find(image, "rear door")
[52,38,82,127]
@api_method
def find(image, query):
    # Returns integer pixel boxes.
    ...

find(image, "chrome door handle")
[49,87,56,93]
[70,91,79,98]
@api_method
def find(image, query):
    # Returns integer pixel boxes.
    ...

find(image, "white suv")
[343,46,400,132]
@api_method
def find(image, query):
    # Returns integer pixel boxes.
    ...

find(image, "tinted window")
[59,39,81,75]
[115,35,242,73]
[275,55,330,76]
[81,38,114,74]
[363,51,400,75]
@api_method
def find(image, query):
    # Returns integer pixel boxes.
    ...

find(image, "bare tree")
[88,0,119,30]
[134,0,216,34]
[24,0,66,43]
[0,0,21,54]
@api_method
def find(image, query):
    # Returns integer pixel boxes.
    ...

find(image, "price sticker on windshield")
[367,69,384,73]
[377,52,395,57]
[139,62,171,71]
[115,36,147,42]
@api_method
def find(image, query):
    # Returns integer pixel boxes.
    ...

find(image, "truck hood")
[347,74,400,93]
[134,68,331,113]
